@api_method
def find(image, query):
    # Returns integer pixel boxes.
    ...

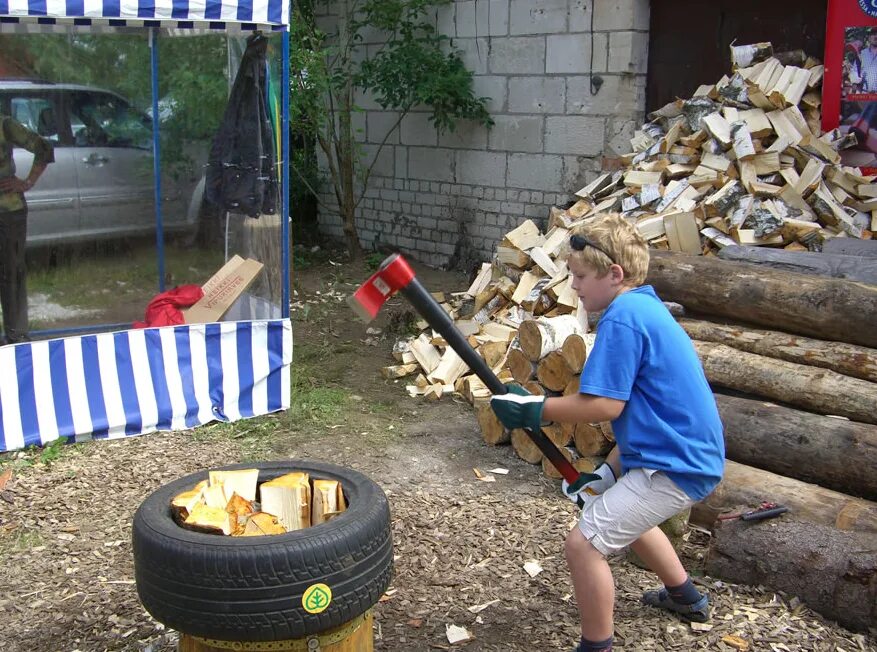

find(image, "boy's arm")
[542,392,625,424]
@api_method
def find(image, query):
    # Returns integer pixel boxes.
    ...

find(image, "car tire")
[132,459,393,641]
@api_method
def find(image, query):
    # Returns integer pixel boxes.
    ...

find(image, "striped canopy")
[0,0,289,30]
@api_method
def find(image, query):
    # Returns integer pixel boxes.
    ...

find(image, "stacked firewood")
[555,42,875,254]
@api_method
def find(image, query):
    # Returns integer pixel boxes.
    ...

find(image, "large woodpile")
[381,43,877,631]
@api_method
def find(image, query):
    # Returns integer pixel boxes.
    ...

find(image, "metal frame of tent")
[0,0,293,453]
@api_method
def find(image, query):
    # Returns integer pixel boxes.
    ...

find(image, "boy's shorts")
[577,468,694,556]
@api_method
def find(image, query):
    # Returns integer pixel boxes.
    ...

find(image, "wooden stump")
[511,429,543,464]
[179,611,373,651]
[519,316,583,361]
[705,520,877,633]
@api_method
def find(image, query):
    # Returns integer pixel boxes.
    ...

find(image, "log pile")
[554,43,875,253]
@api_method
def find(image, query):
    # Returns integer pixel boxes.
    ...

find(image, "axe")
[350,253,599,486]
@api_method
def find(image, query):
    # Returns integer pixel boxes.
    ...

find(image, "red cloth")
[133,285,204,329]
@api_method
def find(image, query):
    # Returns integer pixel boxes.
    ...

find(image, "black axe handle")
[400,275,590,485]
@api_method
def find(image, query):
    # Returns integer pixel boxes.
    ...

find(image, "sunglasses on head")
[570,234,617,265]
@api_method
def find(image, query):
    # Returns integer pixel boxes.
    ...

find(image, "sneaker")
[642,588,710,623]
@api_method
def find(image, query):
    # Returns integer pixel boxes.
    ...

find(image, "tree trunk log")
[694,341,877,425]
[705,520,877,633]
[536,351,576,392]
[717,394,877,500]
[693,460,877,534]
[519,316,583,361]
[474,399,508,445]
[680,318,877,383]
[563,376,581,395]
[573,423,613,457]
[511,429,543,464]
[717,244,877,284]
[560,333,590,373]
[542,446,575,479]
[507,347,537,384]
[646,251,877,348]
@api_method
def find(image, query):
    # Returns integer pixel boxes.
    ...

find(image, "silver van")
[2,80,206,247]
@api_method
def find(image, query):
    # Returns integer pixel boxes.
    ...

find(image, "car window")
[9,96,62,143]
[70,92,152,149]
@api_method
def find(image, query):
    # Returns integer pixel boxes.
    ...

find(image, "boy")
[490,214,725,652]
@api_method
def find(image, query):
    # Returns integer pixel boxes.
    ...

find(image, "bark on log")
[474,399,508,445]
[693,460,877,534]
[694,341,877,425]
[717,244,877,284]
[536,351,576,391]
[507,347,536,384]
[705,519,877,633]
[511,429,543,464]
[647,251,877,348]
[716,394,877,500]
[680,318,877,383]
[823,237,877,257]
[519,316,583,361]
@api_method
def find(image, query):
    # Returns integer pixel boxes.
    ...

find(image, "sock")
[665,577,702,605]
[577,636,613,652]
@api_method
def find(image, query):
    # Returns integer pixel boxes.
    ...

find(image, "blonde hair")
[566,213,650,285]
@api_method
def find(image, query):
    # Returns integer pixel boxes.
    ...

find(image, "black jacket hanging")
[205,33,278,218]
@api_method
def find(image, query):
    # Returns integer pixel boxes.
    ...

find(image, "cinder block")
[508,76,565,113]
[401,113,438,146]
[456,151,508,187]
[436,3,455,37]
[510,0,568,35]
[488,115,545,153]
[361,144,395,177]
[507,153,564,190]
[489,0,509,36]
[456,37,490,75]
[606,117,639,155]
[488,36,546,74]
[456,1,488,38]
[545,116,605,155]
[439,119,489,149]
[566,74,646,116]
[592,0,650,32]
[395,147,408,177]
[367,112,400,144]
[546,33,608,74]
[561,155,599,191]
[408,147,455,182]
[608,31,649,74]
[472,75,507,112]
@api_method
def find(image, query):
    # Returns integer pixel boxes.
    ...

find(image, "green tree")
[292,0,493,259]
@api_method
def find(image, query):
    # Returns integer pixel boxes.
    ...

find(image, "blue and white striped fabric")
[0,318,292,453]
[0,0,289,31]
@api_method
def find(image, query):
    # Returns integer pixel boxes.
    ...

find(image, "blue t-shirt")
[579,285,725,500]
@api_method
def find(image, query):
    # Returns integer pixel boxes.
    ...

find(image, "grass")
[26,240,225,312]
[0,528,44,558]
[0,437,82,471]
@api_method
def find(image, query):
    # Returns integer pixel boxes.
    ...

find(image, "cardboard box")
[184,255,264,324]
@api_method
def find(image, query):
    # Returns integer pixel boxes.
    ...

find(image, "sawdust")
[0,256,874,651]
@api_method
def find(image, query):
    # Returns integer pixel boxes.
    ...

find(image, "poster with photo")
[824,0,877,172]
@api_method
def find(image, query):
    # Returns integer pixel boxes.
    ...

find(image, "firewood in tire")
[209,468,259,502]
[171,480,208,523]
[260,472,312,531]
[236,512,287,536]
[184,503,237,536]
[312,479,346,525]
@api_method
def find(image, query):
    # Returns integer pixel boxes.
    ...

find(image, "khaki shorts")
[577,468,694,556]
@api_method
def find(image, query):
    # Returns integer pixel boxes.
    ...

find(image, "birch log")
[474,398,508,445]
[679,319,877,383]
[694,341,877,425]
[717,394,877,500]
[536,351,576,391]
[647,251,877,348]
[519,316,584,361]
[511,429,543,464]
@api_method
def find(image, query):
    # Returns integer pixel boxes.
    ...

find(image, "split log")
[647,251,877,348]
[511,429,543,464]
[536,351,577,392]
[679,319,877,383]
[694,460,877,534]
[694,341,877,425]
[705,519,877,633]
[519,316,583,362]
[507,347,536,384]
[573,423,614,457]
[716,394,877,500]
[717,245,877,284]
[474,398,508,445]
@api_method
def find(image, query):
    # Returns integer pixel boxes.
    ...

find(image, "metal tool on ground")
[717,501,789,522]
[350,253,597,486]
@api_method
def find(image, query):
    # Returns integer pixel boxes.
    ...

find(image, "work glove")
[489,384,546,432]
[561,463,617,508]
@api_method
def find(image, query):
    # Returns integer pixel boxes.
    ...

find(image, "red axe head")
[348,253,416,322]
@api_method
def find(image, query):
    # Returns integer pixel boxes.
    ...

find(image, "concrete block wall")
[314,0,650,269]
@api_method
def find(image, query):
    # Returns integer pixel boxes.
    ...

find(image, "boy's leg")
[627,526,687,587]
[565,528,614,641]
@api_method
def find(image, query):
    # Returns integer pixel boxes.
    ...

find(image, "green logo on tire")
[302,583,332,614]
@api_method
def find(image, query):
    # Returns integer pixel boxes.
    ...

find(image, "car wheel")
[132,459,393,641]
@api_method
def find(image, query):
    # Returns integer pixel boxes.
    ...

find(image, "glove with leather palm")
[561,463,617,508]
[489,384,545,432]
